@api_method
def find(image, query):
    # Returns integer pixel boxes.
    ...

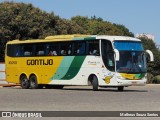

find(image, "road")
[0,85,160,119]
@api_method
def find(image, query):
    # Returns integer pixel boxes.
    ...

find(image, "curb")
[147,84,160,86]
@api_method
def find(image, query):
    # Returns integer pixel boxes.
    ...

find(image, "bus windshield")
[114,41,147,73]
[116,51,147,73]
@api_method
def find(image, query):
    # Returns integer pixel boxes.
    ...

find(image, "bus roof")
[7,35,141,44]
[96,35,141,42]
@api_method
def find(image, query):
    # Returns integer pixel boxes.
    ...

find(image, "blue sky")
[1,0,160,44]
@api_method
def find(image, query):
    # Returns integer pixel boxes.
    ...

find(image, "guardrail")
[0,63,6,83]
[0,63,20,87]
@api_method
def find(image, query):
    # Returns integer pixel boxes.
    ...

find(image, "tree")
[0,2,58,61]
[0,2,58,40]
[71,16,89,33]
[140,37,160,83]
[55,17,85,34]
[113,24,134,37]
[71,16,134,36]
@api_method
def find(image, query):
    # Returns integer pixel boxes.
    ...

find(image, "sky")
[1,0,160,44]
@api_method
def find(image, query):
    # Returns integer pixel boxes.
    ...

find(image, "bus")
[5,35,154,91]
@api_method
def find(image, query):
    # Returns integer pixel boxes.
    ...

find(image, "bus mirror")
[146,50,154,62]
[114,49,120,61]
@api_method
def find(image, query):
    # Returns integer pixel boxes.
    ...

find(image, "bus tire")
[20,75,30,89]
[92,76,99,91]
[29,75,38,89]
[118,86,124,91]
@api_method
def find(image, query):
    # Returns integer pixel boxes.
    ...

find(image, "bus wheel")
[118,86,124,91]
[29,75,38,89]
[92,76,99,91]
[20,75,30,89]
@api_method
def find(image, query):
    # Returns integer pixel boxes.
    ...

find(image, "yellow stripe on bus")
[5,56,64,84]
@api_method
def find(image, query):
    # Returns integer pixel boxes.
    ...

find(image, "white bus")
[5,35,154,91]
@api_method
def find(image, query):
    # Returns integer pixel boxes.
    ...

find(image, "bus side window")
[23,45,33,57]
[60,42,72,56]
[6,44,22,57]
[48,43,59,56]
[7,44,31,57]
[7,44,14,57]
[87,40,99,56]
[14,45,20,57]
[49,50,57,56]
[73,41,86,55]
[35,44,46,56]
[37,51,45,56]
[61,50,66,55]
[16,45,25,57]
[24,51,31,56]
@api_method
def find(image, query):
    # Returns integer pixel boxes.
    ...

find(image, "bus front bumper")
[116,78,147,86]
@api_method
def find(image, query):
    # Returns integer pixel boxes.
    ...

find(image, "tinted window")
[101,40,115,71]
[60,42,72,56]
[7,44,34,57]
[35,45,46,56]
[23,44,33,56]
[87,40,99,56]
[7,40,100,57]
[47,43,59,56]
[73,41,86,55]
[114,41,143,51]
[7,44,14,57]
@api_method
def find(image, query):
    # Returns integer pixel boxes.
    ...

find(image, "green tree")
[71,16,89,33]
[0,2,57,40]
[71,16,134,36]
[0,2,58,61]
[113,24,134,37]
[55,17,85,34]
[140,37,160,83]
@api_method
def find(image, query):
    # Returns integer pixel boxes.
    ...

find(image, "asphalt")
[0,85,160,120]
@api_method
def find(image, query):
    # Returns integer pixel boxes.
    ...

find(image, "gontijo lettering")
[27,59,53,65]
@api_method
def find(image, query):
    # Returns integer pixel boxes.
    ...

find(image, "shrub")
[152,75,160,84]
